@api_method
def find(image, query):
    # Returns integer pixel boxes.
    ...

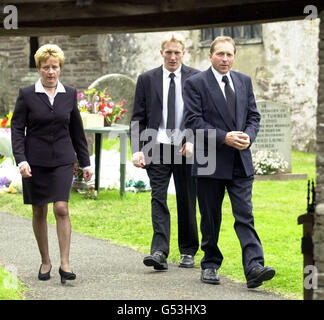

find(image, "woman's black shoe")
[59,267,76,284]
[38,264,52,281]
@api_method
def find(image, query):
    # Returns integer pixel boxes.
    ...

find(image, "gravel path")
[0,211,285,300]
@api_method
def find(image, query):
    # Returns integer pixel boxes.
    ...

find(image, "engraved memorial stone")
[252,101,291,172]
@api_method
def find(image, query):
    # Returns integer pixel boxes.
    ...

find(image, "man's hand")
[179,142,194,158]
[132,151,146,168]
[224,131,250,150]
[19,163,32,178]
[83,168,93,182]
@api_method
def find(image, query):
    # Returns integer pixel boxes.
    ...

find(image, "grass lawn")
[0,266,27,300]
[0,146,315,300]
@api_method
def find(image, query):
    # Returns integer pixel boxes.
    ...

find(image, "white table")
[84,124,129,197]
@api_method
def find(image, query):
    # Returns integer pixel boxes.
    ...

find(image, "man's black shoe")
[143,251,168,270]
[246,266,275,288]
[201,268,220,285]
[179,254,194,268]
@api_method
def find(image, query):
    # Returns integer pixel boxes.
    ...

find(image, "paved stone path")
[0,211,285,300]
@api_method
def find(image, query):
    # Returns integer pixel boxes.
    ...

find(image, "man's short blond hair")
[34,44,65,69]
[210,36,236,54]
[161,33,185,51]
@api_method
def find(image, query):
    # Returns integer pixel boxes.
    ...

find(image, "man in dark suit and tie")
[183,36,275,288]
[130,33,199,270]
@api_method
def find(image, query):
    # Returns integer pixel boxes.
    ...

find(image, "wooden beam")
[4,0,316,22]
[1,0,323,37]
[1,0,158,21]
[4,0,290,7]
[3,0,72,3]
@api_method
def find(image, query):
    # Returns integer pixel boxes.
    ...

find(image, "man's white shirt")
[156,65,184,146]
[211,67,235,100]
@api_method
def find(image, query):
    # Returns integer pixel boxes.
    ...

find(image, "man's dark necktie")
[222,75,236,122]
[166,72,176,138]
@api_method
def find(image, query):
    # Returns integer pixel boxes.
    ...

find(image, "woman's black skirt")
[22,164,74,205]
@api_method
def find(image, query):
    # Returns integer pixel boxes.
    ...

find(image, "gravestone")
[88,73,136,126]
[86,73,135,151]
[252,100,292,172]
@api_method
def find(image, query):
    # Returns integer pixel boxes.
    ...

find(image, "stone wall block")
[313,226,324,243]
[0,53,9,114]
[314,243,324,262]
[315,261,324,274]
[316,203,324,216]
[314,289,324,300]
[316,13,324,299]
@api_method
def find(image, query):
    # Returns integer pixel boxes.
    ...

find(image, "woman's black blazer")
[11,84,90,168]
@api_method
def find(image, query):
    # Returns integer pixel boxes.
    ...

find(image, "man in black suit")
[130,33,199,270]
[183,36,275,288]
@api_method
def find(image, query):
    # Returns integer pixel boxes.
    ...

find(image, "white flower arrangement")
[0,128,13,157]
[252,150,288,175]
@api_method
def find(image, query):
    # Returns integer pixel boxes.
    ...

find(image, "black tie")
[167,72,176,137]
[222,75,236,122]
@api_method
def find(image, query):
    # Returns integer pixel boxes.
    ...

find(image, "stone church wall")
[104,20,319,152]
[0,52,9,115]
[0,19,319,151]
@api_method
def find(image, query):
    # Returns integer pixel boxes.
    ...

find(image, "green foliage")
[0,267,27,300]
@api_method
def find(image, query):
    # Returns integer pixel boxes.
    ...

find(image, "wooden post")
[297,213,314,300]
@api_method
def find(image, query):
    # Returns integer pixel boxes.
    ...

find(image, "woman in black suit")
[11,44,93,284]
